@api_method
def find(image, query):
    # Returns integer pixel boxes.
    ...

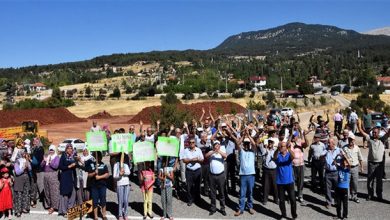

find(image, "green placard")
[133,141,156,163]
[86,131,108,151]
[157,136,180,157]
[111,134,133,153]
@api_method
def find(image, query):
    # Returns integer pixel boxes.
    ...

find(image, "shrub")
[286,101,298,109]
[310,97,317,105]
[247,100,266,111]
[111,86,121,99]
[182,92,194,100]
[319,96,327,105]
[232,91,245,98]
[303,97,309,107]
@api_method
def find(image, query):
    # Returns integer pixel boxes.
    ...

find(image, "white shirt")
[90,125,101,132]
[170,134,188,159]
[113,162,131,186]
[145,134,155,143]
[209,145,226,174]
[183,147,203,170]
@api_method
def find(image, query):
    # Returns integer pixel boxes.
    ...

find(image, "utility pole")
[225,71,228,93]
[280,76,283,92]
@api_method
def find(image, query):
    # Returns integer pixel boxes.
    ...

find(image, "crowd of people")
[0,107,389,220]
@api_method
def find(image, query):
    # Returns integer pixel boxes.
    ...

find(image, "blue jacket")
[59,153,76,195]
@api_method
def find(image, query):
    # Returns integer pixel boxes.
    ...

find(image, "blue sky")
[0,0,389,68]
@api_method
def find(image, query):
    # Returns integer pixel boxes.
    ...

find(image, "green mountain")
[213,22,390,56]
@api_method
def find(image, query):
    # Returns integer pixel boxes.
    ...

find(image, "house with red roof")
[377,76,390,94]
[249,76,267,88]
[30,82,48,92]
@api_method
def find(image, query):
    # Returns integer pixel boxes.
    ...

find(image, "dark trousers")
[201,164,210,194]
[225,154,237,192]
[367,161,383,198]
[334,121,343,134]
[185,168,201,203]
[335,187,348,218]
[311,159,325,190]
[277,183,297,219]
[262,168,278,203]
[325,171,338,205]
[209,172,226,212]
[293,165,304,199]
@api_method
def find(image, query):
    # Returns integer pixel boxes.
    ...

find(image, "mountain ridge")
[213,22,390,55]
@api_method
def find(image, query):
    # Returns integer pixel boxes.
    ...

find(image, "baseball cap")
[221,123,227,127]
[314,133,321,138]
[243,138,251,143]
[376,122,382,127]
[213,140,220,146]
[348,133,356,140]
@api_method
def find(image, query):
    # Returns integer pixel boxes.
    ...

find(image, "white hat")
[243,138,251,143]
[348,133,355,140]
[213,140,221,146]
[196,127,204,132]
[24,139,31,144]
[48,145,56,151]
[221,123,227,127]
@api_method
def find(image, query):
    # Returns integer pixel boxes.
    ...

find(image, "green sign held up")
[132,141,156,164]
[86,131,107,151]
[157,136,179,157]
[111,133,133,153]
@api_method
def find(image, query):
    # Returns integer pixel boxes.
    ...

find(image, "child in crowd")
[140,161,155,220]
[113,154,131,220]
[0,167,13,219]
[159,157,175,220]
[335,156,351,220]
[89,151,109,220]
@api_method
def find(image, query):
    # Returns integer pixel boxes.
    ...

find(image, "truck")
[0,120,48,140]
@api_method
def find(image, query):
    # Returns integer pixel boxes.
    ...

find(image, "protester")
[309,133,327,192]
[358,120,388,201]
[290,129,308,205]
[13,150,31,217]
[259,138,278,205]
[334,156,351,220]
[58,144,77,217]
[325,138,340,209]
[333,110,344,135]
[158,156,175,220]
[30,137,45,209]
[0,167,13,219]
[140,161,155,219]
[341,133,363,203]
[197,132,211,196]
[89,151,109,220]
[78,147,94,202]
[183,138,203,206]
[113,154,131,220]
[206,140,227,216]
[274,141,297,220]
[41,145,60,214]
[233,133,256,216]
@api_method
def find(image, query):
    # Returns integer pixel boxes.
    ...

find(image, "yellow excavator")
[0,120,48,140]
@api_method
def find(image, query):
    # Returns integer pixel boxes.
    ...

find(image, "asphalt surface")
[11,156,390,220]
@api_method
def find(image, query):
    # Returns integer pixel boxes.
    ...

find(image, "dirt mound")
[0,108,86,127]
[88,111,113,119]
[129,101,246,124]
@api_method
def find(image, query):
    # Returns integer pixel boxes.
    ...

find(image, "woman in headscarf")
[58,144,77,217]
[10,138,25,163]
[29,137,45,208]
[13,149,32,217]
[41,144,60,214]
[78,147,95,202]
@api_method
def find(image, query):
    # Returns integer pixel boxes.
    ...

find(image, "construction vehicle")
[0,120,48,140]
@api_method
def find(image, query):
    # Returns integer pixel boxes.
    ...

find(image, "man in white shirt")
[90,121,101,132]
[206,141,227,216]
[183,138,204,206]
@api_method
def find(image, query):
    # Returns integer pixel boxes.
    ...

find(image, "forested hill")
[213,22,390,56]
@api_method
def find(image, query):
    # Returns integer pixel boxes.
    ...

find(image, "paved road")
[18,157,390,220]
[331,95,351,108]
